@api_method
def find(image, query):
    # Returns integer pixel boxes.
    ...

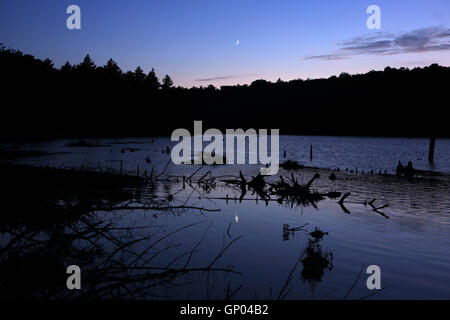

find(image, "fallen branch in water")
[368,199,390,219]
[338,192,351,214]
[343,264,365,300]
[90,205,221,212]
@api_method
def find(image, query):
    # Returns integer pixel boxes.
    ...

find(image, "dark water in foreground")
[1,136,450,299]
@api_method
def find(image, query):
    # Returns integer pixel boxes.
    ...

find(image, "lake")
[1,135,450,299]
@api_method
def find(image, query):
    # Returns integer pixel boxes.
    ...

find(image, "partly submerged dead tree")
[268,173,326,207]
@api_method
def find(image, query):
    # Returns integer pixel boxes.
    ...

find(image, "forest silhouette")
[1,44,448,139]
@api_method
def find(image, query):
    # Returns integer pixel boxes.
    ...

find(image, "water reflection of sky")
[5,136,450,174]
[3,136,450,299]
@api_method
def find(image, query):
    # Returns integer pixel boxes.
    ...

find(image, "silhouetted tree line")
[1,44,449,139]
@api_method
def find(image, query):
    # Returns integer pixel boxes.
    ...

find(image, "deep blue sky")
[1,0,449,87]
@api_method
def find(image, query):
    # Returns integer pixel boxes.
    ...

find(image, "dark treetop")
[1,45,449,139]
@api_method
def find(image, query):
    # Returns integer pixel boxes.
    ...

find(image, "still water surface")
[3,136,450,299]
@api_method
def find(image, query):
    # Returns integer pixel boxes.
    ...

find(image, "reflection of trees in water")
[278,224,388,299]
[283,224,334,294]
[276,226,333,299]
[0,162,392,299]
[0,164,241,299]
[0,212,242,299]
[300,238,334,292]
[279,223,334,290]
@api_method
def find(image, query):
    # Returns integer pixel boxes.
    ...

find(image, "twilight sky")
[1,0,449,87]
